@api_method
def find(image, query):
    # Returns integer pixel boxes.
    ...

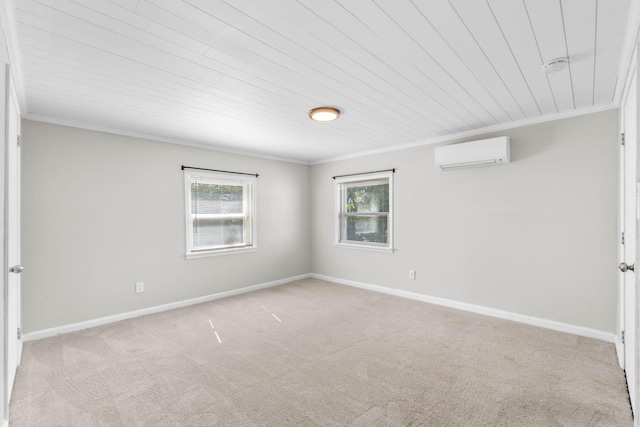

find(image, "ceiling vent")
[435,136,511,170]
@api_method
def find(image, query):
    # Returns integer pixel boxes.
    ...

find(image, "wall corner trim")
[615,336,625,370]
[310,273,616,344]
[22,273,312,342]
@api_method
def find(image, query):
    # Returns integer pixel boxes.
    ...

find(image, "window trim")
[184,169,257,259]
[334,171,394,253]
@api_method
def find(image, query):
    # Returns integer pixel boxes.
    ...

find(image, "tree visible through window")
[335,171,393,251]
[345,182,389,243]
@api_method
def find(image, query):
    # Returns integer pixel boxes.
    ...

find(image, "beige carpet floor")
[9,278,633,426]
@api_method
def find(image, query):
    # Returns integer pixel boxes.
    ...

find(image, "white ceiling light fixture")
[309,107,341,122]
[542,57,569,74]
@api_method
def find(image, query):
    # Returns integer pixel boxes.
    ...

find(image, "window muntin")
[185,170,256,258]
[335,172,393,252]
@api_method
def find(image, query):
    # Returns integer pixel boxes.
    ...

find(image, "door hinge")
[622,231,626,245]
[16,135,20,147]
[622,133,626,146]
[622,330,625,344]
[17,327,21,340]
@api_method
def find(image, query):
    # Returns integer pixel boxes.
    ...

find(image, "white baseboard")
[24,272,617,345]
[311,273,616,343]
[23,273,311,342]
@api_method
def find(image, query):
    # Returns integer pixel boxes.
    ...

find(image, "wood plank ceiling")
[10,0,634,163]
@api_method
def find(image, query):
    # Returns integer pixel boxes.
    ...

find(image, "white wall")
[21,109,620,336]
[311,110,619,333]
[21,121,311,333]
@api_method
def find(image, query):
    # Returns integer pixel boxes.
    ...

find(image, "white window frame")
[184,169,257,259]
[334,171,393,253]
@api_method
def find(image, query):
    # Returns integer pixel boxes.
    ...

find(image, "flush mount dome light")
[542,57,569,74]
[309,107,340,122]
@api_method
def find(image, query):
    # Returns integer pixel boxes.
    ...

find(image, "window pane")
[345,183,389,213]
[193,218,244,248]
[191,181,244,215]
[345,216,388,243]
[185,171,256,257]
[335,172,392,251]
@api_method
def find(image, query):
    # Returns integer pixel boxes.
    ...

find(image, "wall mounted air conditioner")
[435,136,511,170]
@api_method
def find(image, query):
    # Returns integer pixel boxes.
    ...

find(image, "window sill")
[186,246,257,259]
[333,242,394,253]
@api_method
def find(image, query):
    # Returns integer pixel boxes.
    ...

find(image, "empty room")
[0,0,639,425]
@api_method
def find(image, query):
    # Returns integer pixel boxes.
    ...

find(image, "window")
[335,171,393,252]
[184,170,256,258]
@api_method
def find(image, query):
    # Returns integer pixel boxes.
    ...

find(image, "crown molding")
[311,103,618,165]
[614,0,640,107]
[0,0,27,113]
[24,113,312,165]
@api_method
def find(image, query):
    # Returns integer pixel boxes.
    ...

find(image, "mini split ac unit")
[435,136,511,170]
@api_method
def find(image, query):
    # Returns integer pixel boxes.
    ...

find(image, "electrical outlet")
[135,282,144,294]
[409,270,416,280]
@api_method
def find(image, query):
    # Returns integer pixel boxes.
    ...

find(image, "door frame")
[3,64,21,423]
[619,43,640,426]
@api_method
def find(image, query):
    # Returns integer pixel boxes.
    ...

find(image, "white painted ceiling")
[7,0,637,163]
